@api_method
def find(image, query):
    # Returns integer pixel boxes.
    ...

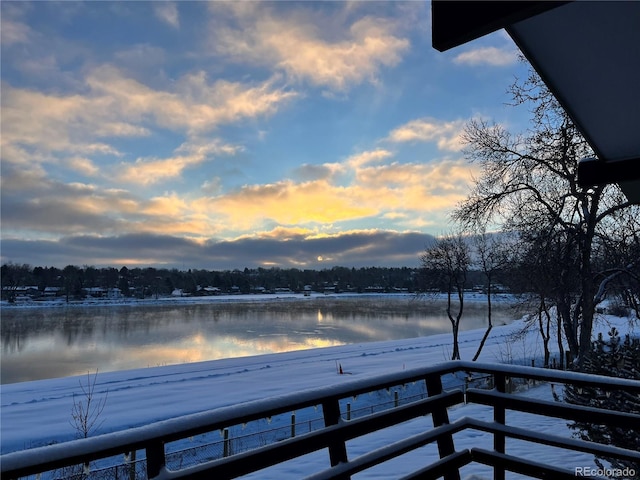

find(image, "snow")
[1,295,637,479]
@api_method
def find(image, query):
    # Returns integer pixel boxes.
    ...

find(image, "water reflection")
[1,296,517,384]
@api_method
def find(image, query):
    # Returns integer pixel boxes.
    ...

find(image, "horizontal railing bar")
[2,438,149,479]
[159,391,464,479]
[470,447,606,480]
[304,419,470,480]
[464,417,640,463]
[399,449,473,480]
[467,389,640,429]
[457,361,640,392]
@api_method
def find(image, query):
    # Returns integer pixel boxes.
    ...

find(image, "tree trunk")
[559,298,578,359]
[472,283,493,361]
[575,189,601,367]
[451,322,460,360]
[537,298,551,367]
[557,313,565,369]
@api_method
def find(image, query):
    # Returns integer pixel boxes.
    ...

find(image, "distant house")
[107,287,122,299]
[82,287,122,299]
[18,286,39,297]
[85,287,106,297]
[43,286,61,297]
[274,287,292,294]
[1,285,40,301]
[364,286,385,293]
[391,287,409,293]
[199,286,221,296]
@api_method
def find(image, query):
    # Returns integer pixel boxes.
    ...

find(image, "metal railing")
[2,361,639,480]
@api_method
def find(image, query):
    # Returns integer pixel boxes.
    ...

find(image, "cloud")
[189,149,476,234]
[387,118,466,151]
[1,196,123,236]
[7,177,235,249]
[346,149,393,168]
[0,230,435,269]
[0,3,33,45]
[199,179,378,230]
[66,157,100,177]
[1,66,295,182]
[84,66,297,135]
[201,177,223,195]
[353,159,476,216]
[0,161,217,240]
[113,44,166,73]
[154,2,179,29]
[453,46,518,67]
[2,66,293,155]
[2,94,476,251]
[291,164,342,182]
[1,84,125,159]
[115,139,242,185]
[0,18,32,45]
[0,167,142,237]
[209,4,410,92]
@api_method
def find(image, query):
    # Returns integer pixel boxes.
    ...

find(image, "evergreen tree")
[564,328,640,473]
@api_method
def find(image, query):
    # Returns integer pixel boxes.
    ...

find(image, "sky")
[0,1,531,270]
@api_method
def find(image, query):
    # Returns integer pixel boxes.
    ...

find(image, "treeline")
[1,263,508,301]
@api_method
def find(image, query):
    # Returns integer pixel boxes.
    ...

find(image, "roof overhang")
[432,1,640,204]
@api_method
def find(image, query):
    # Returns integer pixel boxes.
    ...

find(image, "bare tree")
[70,370,108,439]
[421,233,471,360]
[65,370,108,477]
[513,229,573,367]
[471,232,513,361]
[1,263,32,303]
[594,206,640,320]
[453,65,637,366]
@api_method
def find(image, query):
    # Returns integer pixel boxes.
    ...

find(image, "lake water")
[1,295,519,384]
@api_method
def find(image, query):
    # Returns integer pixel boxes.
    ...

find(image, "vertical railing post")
[322,398,349,479]
[493,373,506,480]
[127,450,137,480]
[291,412,296,438]
[425,373,460,480]
[146,440,165,480]
[223,428,230,457]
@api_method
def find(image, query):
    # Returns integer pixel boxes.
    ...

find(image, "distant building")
[43,286,61,297]
[107,288,122,299]
[199,286,221,295]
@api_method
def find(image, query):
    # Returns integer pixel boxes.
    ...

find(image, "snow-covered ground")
[1,295,637,479]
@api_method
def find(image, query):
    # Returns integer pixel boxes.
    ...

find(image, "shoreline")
[0,291,517,311]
